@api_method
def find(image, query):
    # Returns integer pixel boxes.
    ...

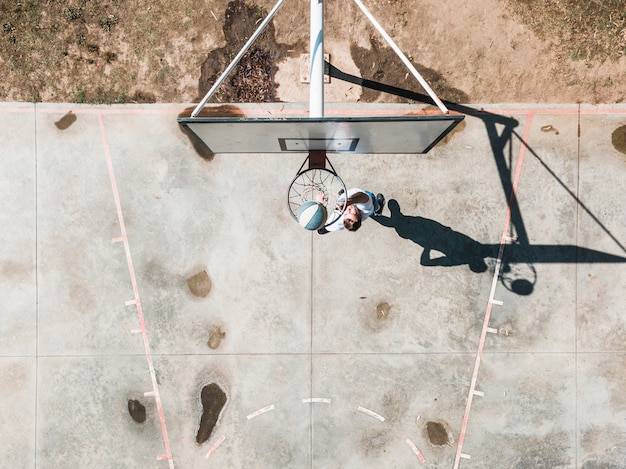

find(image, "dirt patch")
[612,125,626,155]
[196,383,227,445]
[198,0,300,103]
[207,326,226,349]
[54,111,77,130]
[360,300,393,332]
[425,420,454,447]
[541,124,560,136]
[376,302,391,320]
[187,270,212,298]
[1,0,625,104]
[127,399,146,423]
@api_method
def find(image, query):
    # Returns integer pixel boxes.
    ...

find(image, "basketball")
[297,201,327,230]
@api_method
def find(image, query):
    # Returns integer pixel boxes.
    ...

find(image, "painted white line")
[461,453,472,460]
[472,390,484,397]
[302,398,331,404]
[205,435,225,459]
[99,113,173,468]
[125,299,136,306]
[157,455,170,461]
[112,236,124,243]
[357,406,385,422]
[490,299,503,306]
[405,438,426,463]
[131,328,142,335]
[144,391,155,397]
[247,404,275,420]
[487,327,498,334]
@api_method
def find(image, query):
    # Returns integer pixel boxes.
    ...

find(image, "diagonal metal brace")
[353,0,449,114]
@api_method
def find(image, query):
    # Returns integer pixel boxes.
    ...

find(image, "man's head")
[343,204,362,231]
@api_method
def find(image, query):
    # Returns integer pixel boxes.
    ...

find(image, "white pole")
[310,0,324,118]
[353,0,449,114]
[191,0,286,117]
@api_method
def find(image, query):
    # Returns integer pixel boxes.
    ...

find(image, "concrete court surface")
[0,101,625,469]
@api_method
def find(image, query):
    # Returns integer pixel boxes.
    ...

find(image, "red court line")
[98,113,174,468]
[453,112,534,469]
[1,104,626,117]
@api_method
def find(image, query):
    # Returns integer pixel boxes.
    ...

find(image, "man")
[317,188,385,234]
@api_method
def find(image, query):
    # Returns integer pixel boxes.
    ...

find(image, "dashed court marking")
[461,453,472,460]
[112,236,124,243]
[247,404,275,420]
[144,391,155,397]
[487,327,498,334]
[472,390,484,397]
[453,112,534,469]
[99,112,173,468]
[302,398,331,404]
[205,435,225,459]
[405,438,426,463]
[490,299,503,306]
[125,299,137,306]
[357,406,385,422]
[131,328,142,335]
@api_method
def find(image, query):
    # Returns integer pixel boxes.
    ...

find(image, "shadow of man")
[373,199,493,273]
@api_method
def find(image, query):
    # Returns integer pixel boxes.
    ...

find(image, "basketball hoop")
[287,150,347,228]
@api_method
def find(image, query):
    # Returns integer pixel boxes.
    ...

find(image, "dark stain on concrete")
[541,124,560,135]
[439,119,467,145]
[358,429,391,456]
[196,383,227,445]
[187,270,212,298]
[55,111,77,130]
[360,301,393,332]
[177,105,247,159]
[425,420,453,447]
[380,389,409,423]
[376,302,391,320]
[178,104,245,118]
[207,326,226,349]
[611,124,626,155]
[128,399,146,423]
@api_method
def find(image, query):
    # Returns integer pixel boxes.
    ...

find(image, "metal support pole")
[191,0,286,117]
[310,0,324,118]
[353,0,449,114]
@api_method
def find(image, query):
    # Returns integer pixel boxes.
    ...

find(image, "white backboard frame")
[178,115,464,155]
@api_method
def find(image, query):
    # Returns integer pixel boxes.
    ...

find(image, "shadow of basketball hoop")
[374,200,626,296]
[330,63,626,296]
[499,261,537,296]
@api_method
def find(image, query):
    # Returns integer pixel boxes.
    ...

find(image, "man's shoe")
[375,193,385,215]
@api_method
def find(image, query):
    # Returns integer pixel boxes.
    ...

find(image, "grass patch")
[506,0,626,62]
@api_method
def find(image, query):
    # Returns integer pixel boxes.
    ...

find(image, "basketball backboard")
[177,114,464,155]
